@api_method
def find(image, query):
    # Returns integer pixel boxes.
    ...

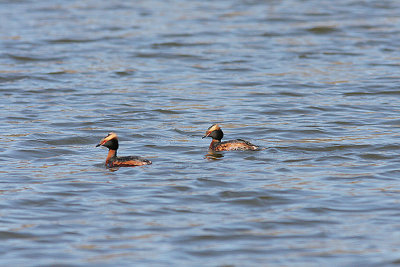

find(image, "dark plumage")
[96,132,152,167]
[202,124,259,151]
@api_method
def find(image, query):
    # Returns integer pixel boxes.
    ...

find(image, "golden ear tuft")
[207,124,220,132]
[104,132,118,141]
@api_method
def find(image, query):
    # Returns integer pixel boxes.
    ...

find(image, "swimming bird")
[202,124,259,151]
[96,132,152,167]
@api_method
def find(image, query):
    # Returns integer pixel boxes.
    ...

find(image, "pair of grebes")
[96,124,259,168]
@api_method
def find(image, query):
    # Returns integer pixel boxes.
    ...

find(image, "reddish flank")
[202,124,259,151]
[96,132,152,168]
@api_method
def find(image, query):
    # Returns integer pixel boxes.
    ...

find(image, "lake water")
[1,0,400,266]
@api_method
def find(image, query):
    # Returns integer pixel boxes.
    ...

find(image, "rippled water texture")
[1,0,400,265]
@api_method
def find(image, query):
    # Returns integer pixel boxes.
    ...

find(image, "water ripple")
[1,0,400,266]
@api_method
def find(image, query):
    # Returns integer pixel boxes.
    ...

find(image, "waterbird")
[202,124,259,151]
[96,132,152,167]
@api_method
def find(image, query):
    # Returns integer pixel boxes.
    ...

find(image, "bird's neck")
[209,139,221,150]
[106,149,117,165]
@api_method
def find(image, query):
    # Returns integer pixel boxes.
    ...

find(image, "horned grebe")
[96,132,151,167]
[202,124,259,151]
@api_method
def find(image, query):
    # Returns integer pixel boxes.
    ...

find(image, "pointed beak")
[96,139,105,147]
[202,132,210,139]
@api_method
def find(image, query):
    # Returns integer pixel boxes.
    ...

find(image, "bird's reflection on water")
[204,151,224,160]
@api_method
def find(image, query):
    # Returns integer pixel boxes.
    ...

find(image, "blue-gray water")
[1,0,400,266]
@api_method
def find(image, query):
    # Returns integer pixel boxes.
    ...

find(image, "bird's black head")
[202,124,224,141]
[96,132,119,150]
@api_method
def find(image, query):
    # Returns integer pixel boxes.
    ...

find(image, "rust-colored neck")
[209,139,220,150]
[105,149,117,165]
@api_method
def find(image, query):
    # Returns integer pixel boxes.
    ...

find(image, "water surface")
[1,0,400,266]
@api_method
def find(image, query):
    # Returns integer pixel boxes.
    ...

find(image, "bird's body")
[202,124,259,151]
[96,132,151,168]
